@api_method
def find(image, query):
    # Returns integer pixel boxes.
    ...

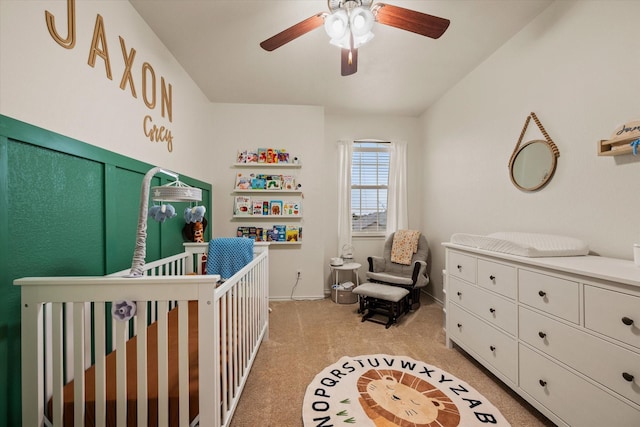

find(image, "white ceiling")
[130,0,553,116]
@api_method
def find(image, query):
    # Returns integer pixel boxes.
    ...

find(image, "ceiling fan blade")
[341,48,358,76]
[260,13,326,51]
[374,3,450,39]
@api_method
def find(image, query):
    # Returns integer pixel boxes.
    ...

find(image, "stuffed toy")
[149,204,176,223]
[184,205,206,223]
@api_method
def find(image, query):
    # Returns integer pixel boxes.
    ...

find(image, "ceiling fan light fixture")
[350,6,374,37]
[324,9,349,40]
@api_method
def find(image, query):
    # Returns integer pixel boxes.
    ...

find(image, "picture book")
[262,200,270,215]
[286,226,300,242]
[277,149,290,163]
[275,225,287,241]
[266,226,279,242]
[252,200,263,215]
[269,200,283,216]
[282,201,301,216]
[236,150,248,164]
[282,175,296,190]
[234,196,251,215]
[258,148,267,163]
[235,173,251,190]
[251,176,266,190]
[266,148,277,163]
[246,150,258,163]
[265,175,282,190]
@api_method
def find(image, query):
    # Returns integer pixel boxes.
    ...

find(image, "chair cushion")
[366,271,413,286]
[353,283,409,302]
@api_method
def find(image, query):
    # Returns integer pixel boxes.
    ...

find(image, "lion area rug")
[302,354,510,427]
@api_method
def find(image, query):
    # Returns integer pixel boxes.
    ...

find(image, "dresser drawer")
[449,276,516,335]
[518,269,579,323]
[449,304,517,382]
[477,259,516,299]
[584,285,640,350]
[520,306,640,406]
[448,251,476,283]
[519,345,640,427]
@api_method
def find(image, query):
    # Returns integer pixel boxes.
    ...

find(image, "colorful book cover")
[282,175,296,190]
[269,200,283,216]
[282,201,300,216]
[234,196,251,215]
[277,149,290,163]
[246,150,258,163]
[275,225,287,241]
[252,200,263,215]
[265,175,282,190]
[266,148,277,163]
[236,150,248,164]
[286,226,299,242]
[251,176,266,189]
[258,148,267,163]
[235,173,251,190]
[266,226,279,242]
[262,200,270,215]
[236,226,250,238]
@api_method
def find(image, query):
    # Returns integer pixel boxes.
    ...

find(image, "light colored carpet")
[229,294,555,427]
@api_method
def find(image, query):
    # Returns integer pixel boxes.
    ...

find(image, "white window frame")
[351,141,390,237]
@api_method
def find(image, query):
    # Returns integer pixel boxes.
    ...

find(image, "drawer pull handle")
[457,323,462,328]
[489,308,496,314]
[622,372,634,382]
[621,317,634,326]
[538,331,546,339]
[489,275,496,281]
[489,345,496,351]
[457,265,462,271]
[539,379,547,387]
[538,290,546,297]
[457,291,462,297]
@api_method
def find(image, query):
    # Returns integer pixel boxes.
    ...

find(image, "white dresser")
[443,243,640,427]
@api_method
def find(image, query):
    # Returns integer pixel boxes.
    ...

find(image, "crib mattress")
[450,232,589,257]
[52,301,199,427]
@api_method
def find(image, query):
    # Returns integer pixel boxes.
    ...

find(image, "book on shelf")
[282,175,296,190]
[286,225,300,242]
[252,200,264,215]
[234,195,251,215]
[282,201,301,216]
[238,148,294,164]
[258,148,267,163]
[269,200,283,216]
[235,173,252,190]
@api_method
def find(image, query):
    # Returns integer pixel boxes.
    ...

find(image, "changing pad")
[450,232,589,257]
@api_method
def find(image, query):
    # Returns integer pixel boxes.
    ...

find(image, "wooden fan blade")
[375,3,450,39]
[341,48,358,76]
[260,13,326,51]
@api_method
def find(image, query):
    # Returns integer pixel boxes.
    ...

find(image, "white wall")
[324,114,424,288]
[0,0,211,180]
[209,103,326,300]
[422,0,640,303]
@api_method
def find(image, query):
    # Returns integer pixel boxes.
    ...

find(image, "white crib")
[15,242,269,427]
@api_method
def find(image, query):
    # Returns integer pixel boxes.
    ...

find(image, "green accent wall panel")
[0,115,212,425]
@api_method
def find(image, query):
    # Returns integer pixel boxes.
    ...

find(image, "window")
[351,141,390,234]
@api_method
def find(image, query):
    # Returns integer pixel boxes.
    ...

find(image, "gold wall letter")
[45,0,76,49]
[88,14,112,80]
[142,62,156,109]
[119,37,137,98]
[161,77,172,123]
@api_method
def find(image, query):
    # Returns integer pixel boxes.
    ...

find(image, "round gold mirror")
[509,140,557,191]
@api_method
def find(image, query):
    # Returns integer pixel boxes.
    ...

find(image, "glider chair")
[352,231,430,328]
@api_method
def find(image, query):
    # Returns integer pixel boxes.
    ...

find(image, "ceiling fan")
[260,0,450,76]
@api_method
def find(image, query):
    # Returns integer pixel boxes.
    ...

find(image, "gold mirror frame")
[509,113,560,192]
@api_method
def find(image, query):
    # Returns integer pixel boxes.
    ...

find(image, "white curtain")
[337,140,352,254]
[386,140,408,236]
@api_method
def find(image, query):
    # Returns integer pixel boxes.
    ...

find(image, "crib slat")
[220,295,228,417]
[137,301,149,427]
[94,303,107,427]
[115,319,128,426]
[178,300,189,426]
[52,303,64,426]
[73,302,86,427]
[157,301,169,427]
[20,299,45,426]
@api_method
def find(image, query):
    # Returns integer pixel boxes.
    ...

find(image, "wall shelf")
[233,215,302,219]
[598,139,635,156]
[232,189,302,194]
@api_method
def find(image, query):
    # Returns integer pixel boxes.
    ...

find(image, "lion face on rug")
[357,369,461,427]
